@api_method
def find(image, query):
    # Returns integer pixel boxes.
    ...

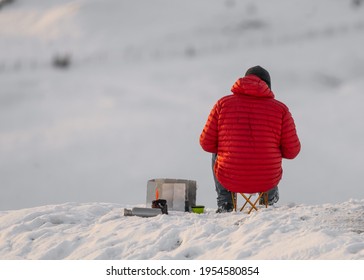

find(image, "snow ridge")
[0,200,363,260]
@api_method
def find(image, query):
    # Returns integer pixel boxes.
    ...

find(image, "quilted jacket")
[200,75,301,193]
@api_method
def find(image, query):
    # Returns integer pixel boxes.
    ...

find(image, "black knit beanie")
[245,65,271,89]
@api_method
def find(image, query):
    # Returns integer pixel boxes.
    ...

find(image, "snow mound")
[0,200,363,260]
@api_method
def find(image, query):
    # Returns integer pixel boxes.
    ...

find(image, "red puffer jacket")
[200,75,301,193]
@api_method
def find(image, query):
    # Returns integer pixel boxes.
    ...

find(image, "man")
[200,66,301,213]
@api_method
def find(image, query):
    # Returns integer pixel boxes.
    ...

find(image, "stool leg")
[240,194,255,212]
[264,192,268,208]
[231,192,237,211]
[247,193,265,214]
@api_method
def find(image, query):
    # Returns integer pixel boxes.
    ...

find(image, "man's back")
[200,75,300,193]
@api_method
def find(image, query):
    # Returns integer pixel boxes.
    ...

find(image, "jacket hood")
[231,75,275,98]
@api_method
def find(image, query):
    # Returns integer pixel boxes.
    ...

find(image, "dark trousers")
[212,153,233,207]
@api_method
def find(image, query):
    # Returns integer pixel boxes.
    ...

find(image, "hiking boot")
[260,187,279,206]
[268,190,279,205]
[216,202,234,213]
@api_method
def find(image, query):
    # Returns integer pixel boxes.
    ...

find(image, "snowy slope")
[0,200,363,260]
[1,0,364,245]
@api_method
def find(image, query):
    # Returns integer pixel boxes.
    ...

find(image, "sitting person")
[200,66,301,212]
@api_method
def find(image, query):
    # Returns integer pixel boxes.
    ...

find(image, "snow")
[1,0,364,261]
[0,200,363,260]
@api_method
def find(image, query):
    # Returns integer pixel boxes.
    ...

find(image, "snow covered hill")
[0,200,363,260]
[1,0,364,262]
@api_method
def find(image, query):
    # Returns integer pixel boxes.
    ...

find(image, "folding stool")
[231,192,268,214]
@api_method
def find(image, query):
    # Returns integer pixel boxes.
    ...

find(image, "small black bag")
[152,199,168,214]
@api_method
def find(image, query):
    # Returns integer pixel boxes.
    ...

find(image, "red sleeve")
[200,102,219,153]
[280,109,301,159]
